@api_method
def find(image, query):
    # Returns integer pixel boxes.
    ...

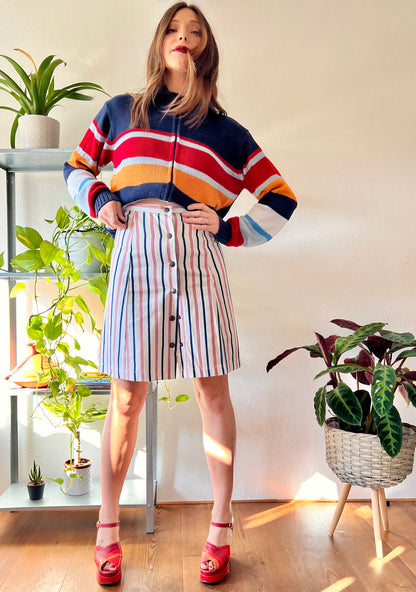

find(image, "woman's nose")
[179,32,187,41]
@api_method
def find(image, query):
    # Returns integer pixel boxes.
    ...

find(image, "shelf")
[2,380,111,397]
[0,478,155,511]
[0,149,74,172]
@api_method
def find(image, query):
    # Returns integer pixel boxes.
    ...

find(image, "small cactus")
[28,460,43,485]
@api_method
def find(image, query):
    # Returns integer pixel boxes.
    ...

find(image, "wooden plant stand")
[329,483,389,559]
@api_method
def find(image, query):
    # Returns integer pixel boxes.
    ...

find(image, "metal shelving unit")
[0,149,157,533]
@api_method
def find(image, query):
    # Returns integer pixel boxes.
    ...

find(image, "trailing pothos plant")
[267,319,416,458]
[9,204,113,469]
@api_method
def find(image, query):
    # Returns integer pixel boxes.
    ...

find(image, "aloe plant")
[28,459,43,485]
[0,49,108,147]
[267,319,416,457]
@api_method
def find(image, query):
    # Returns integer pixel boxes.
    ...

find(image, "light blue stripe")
[244,215,272,241]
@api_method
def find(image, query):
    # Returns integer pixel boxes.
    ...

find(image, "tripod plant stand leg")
[378,488,389,532]
[370,488,384,558]
[328,483,352,537]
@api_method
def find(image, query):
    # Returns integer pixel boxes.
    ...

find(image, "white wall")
[1,0,416,502]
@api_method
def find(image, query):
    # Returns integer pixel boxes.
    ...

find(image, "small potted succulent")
[27,459,45,500]
[0,49,108,148]
[267,319,416,488]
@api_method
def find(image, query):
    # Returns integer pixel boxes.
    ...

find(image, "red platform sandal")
[200,520,233,584]
[95,521,122,586]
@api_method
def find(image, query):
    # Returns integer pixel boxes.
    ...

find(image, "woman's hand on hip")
[182,203,219,234]
[98,200,127,230]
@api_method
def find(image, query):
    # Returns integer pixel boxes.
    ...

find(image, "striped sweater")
[63,88,297,247]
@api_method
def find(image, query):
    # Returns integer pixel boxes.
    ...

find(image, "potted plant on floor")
[27,459,45,500]
[10,205,113,494]
[0,49,108,148]
[267,319,416,489]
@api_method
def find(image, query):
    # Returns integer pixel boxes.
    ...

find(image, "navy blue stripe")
[182,221,196,376]
[130,243,136,380]
[108,228,128,376]
[157,214,166,378]
[196,231,211,376]
[216,306,226,375]
[205,240,235,364]
[143,215,152,381]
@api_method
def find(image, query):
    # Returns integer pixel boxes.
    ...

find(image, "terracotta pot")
[16,114,60,149]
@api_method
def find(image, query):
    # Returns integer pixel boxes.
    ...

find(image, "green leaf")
[15,225,43,249]
[44,314,62,341]
[371,363,396,416]
[402,382,416,408]
[11,249,44,272]
[55,206,70,229]
[175,394,190,403]
[397,348,416,360]
[379,330,415,345]
[9,282,26,298]
[77,384,92,398]
[314,386,327,426]
[40,240,60,266]
[159,397,170,402]
[334,322,385,362]
[89,243,106,264]
[374,406,403,457]
[314,363,372,380]
[326,382,363,425]
[74,294,90,314]
[0,251,4,268]
[57,296,74,315]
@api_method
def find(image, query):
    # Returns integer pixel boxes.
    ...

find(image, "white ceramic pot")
[63,459,92,496]
[57,231,104,273]
[17,114,60,149]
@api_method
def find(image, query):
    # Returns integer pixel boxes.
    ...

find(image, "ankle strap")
[96,521,120,529]
[211,521,233,530]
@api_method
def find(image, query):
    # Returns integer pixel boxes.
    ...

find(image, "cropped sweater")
[63,88,297,247]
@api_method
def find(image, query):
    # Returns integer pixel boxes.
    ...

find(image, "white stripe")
[104,129,175,152]
[75,146,100,171]
[177,137,244,181]
[113,156,173,175]
[253,174,282,198]
[90,120,107,143]
[243,150,264,175]
[175,162,238,200]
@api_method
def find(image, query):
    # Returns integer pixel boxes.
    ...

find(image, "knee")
[195,384,230,414]
[111,381,147,418]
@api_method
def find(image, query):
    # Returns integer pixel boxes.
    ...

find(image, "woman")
[64,2,297,585]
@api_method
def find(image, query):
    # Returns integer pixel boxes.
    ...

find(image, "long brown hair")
[130,2,226,129]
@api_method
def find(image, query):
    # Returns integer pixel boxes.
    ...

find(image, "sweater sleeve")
[221,131,298,247]
[63,101,120,218]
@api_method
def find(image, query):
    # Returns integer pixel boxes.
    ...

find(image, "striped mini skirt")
[99,202,240,381]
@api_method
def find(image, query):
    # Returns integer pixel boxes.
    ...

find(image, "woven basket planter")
[324,417,416,488]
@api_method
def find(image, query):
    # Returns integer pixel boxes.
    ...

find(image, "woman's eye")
[192,30,202,36]
[166,28,176,34]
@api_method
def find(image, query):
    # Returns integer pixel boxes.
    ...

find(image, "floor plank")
[0,501,415,592]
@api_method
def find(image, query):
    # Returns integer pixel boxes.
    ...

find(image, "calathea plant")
[267,319,416,457]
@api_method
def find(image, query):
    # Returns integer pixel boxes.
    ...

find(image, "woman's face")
[162,8,203,75]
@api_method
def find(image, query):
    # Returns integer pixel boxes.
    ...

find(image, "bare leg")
[97,378,148,554]
[194,375,236,557]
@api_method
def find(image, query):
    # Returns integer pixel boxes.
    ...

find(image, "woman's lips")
[173,46,188,53]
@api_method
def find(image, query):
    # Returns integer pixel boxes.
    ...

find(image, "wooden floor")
[0,500,416,592]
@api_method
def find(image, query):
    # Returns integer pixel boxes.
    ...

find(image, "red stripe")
[226,217,244,247]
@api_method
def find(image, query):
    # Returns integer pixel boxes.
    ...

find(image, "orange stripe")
[174,169,234,210]
[110,163,170,191]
